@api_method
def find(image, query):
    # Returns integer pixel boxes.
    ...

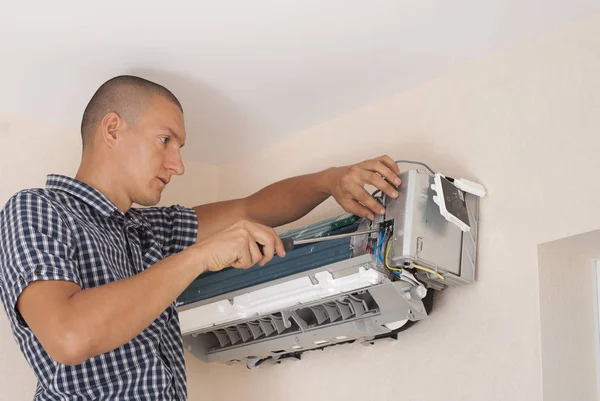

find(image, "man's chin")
[135,194,161,207]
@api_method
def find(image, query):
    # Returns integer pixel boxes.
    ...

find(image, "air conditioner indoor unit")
[176,167,484,368]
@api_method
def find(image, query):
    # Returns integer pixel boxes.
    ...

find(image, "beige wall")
[3,12,600,401]
[184,14,600,401]
[0,112,219,400]
[538,230,600,401]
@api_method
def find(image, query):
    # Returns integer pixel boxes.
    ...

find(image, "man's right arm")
[16,219,284,365]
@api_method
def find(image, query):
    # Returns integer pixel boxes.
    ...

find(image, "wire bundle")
[381,231,444,280]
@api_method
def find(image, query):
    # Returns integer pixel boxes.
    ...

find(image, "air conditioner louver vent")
[204,290,379,352]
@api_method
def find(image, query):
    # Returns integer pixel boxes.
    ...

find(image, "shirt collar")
[45,174,152,229]
[45,174,121,218]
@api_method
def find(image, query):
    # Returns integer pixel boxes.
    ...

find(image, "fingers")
[339,198,375,221]
[360,158,402,188]
[273,236,286,258]
[377,155,401,175]
[353,184,387,217]
[247,237,264,266]
[241,221,285,267]
[212,221,286,271]
[336,155,405,219]
[230,236,253,269]
[228,232,263,269]
[255,240,275,266]
[360,169,399,199]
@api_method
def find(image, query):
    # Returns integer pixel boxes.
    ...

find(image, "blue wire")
[375,232,380,262]
[376,231,386,263]
[376,232,382,262]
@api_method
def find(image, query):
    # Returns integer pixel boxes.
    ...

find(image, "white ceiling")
[1,1,599,164]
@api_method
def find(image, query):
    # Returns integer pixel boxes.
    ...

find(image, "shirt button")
[34,269,41,276]
[19,276,25,285]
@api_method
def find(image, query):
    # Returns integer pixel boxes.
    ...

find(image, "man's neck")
[75,156,132,212]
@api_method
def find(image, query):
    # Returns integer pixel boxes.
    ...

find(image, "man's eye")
[160,137,169,144]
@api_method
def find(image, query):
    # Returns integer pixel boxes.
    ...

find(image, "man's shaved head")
[81,75,183,149]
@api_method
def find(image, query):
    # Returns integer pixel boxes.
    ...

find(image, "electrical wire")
[376,231,387,263]
[372,160,436,199]
[384,234,402,272]
[411,263,445,280]
[372,189,384,202]
[383,234,445,280]
[394,160,436,175]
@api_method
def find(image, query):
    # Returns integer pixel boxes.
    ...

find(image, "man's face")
[117,95,186,207]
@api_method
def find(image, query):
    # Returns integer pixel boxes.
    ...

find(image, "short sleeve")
[133,205,198,258]
[0,190,82,327]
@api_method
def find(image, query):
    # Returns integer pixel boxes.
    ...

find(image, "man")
[0,75,402,400]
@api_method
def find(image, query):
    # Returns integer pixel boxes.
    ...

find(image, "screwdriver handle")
[257,237,295,255]
[281,237,294,252]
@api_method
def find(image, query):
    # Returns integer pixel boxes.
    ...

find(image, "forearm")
[63,248,204,362]
[193,168,338,242]
[193,155,399,243]
[243,168,336,227]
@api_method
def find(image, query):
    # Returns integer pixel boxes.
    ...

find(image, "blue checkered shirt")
[0,175,198,400]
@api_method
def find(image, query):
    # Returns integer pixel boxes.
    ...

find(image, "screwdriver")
[259,228,380,254]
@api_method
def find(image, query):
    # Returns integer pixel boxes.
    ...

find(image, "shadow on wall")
[126,68,270,164]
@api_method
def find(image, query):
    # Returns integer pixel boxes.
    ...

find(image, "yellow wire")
[384,235,444,280]
[412,263,445,280]
[384,237,402,271]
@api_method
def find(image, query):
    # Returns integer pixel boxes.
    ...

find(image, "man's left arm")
[193,155,402,243]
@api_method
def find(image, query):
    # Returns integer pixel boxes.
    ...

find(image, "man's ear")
[100,112,125,148]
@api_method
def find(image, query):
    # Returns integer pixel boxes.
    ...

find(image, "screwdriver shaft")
[290,228,379,245]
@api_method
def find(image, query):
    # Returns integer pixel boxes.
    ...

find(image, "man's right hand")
[192,220,286,272]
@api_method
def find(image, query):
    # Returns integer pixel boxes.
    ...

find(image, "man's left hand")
[327,155,402,220]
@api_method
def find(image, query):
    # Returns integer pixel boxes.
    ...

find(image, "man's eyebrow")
[162,127,185,147]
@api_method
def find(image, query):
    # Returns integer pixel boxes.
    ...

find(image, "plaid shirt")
[0,175,198,400]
